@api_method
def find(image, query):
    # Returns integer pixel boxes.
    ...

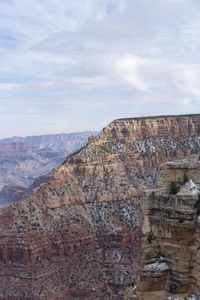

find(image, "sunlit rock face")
[0,114,200,299]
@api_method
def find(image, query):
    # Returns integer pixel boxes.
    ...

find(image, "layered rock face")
[136,157,200,300]
[0,114,200,299]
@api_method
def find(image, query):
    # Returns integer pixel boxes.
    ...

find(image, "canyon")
[0,114,200,299]
[0,132,96,203]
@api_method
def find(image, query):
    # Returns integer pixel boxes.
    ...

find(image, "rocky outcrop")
[0,114,200,299]
[136,156,200,300]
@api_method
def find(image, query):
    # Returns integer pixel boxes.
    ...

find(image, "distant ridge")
[0,131,98,152]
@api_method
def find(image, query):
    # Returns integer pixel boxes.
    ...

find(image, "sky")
[1,0,200,138]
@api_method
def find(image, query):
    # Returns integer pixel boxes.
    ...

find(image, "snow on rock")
[167,297,184,300]
[185,179,198,191]
[167,293,200,300]
[143,261,169,272]
[178,179,200,196]
[197,215,200,224]
[187,294,200,300]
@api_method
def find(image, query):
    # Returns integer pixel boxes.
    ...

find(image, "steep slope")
[0,114,200,299]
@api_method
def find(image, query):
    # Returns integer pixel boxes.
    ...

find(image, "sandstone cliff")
[0,114,200,299]
[136,156,200,300]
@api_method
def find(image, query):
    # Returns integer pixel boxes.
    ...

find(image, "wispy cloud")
[0,0,200,137]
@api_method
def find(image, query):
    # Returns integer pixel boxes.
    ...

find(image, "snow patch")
[143,261,169,272]
[185,179,198,191]
[168,294,200,300]
[178,179,199,196]
[187,293,200,300]
[167,297,184,300]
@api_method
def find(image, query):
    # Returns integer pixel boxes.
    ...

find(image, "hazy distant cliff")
[0,132,96,153]
[0,114,200,299]
[0,132,97,203]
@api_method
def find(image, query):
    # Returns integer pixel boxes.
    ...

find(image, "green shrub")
[170,181,179,195]
[183,173,188,184]
[147,231,154,243]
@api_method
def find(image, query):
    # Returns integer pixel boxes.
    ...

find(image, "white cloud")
[108,55,152,92]
[0,83,21,91]
[173,65,200,96]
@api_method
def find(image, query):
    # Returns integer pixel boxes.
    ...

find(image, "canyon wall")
[0,114,200,299]
[136,157,200,300]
